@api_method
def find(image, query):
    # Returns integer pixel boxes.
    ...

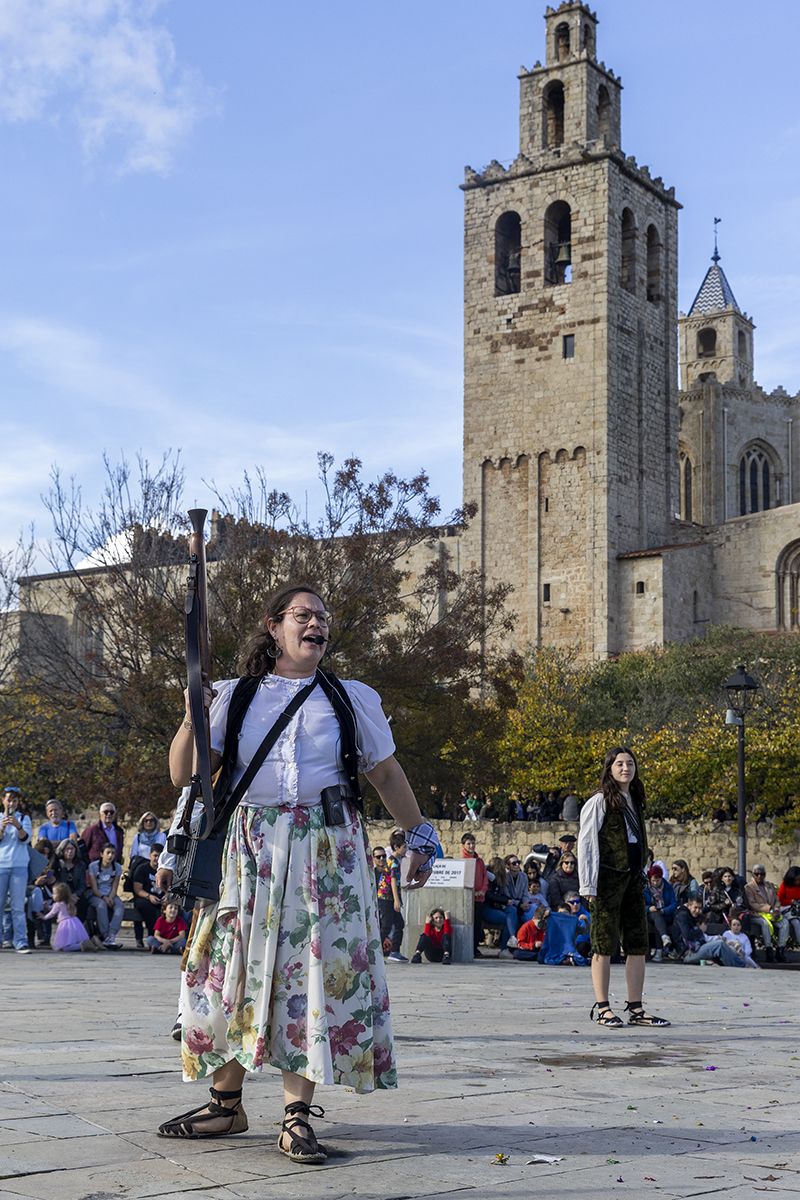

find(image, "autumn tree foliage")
[497,630,800,836]
[0,452,517,815]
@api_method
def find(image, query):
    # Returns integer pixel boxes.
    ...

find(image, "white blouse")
[159,674,395,873]
[209,673,395,808]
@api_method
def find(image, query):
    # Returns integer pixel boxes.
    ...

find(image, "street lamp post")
[723,664,760,880]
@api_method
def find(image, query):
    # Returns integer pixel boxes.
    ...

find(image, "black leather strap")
[315,669,362,804]
[210,677,318,835]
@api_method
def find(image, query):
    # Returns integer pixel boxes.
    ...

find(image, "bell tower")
[460,2,681,658]
[679,248,755,390]
[520,3,621,155]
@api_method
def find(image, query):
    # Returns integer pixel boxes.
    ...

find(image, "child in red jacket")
[411,908,452,964]
[513,910,547,961]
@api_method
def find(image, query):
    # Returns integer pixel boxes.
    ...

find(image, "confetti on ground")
[704,1065,718,1071]
[491,1152,510,1165]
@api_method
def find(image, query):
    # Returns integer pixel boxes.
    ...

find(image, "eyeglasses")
[753,871,765,876]
[567,898,580,904]
[101,810,115,816]
[507,859,520,866]
[561,860,576,867]
[373,853,386,860]
[277,606,332,626]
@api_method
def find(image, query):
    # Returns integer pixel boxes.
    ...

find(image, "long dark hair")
[600,745,646,813]
[488,856,507,887]
[783,865,800,888]
[238,583,326,677]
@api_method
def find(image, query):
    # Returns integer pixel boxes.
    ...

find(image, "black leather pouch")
[320,785,349,827]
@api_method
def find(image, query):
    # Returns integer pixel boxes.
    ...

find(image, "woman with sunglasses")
[546,851,580,910]
[577,746,670,1028]
[157,584,436,1164]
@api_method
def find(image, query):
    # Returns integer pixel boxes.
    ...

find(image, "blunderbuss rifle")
[167,509,217,901]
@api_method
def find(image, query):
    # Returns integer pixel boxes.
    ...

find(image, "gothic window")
[777,539,800,629]
[738,443,778,515]
[543,81,565,148]
[697,327,717,357]
[555,22,570,62]
[582,23,595,55]
[544,200,572,285]
[620,208,636,293]
[679,450,694,522]
[646,224,662,302]
[596,84,610,139]
[494,211,522,296]
[737,329,747,359]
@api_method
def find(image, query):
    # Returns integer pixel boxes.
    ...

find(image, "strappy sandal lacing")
[157,1086,248,1138]
[590,1001,624,1027]
[279,1101,328,1165]
[624,1001,671,1027]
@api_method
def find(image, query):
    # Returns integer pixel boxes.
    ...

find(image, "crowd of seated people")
[6,787,800,971]
[1,791,189,954]
[459,830,800,967]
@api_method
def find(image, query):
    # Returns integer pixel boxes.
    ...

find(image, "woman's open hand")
[404,849,432,890]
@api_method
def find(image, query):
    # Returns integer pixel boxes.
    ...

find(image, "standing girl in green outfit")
[577,747,670,1028]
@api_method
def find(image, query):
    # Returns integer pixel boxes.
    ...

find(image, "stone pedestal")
[400,859,475,963]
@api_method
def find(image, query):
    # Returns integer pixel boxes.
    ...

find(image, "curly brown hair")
[237,583,327,677]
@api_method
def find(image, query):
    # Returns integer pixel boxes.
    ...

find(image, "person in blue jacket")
[643,864,677,960]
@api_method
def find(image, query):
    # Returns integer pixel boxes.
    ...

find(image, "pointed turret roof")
[688,251,740,316]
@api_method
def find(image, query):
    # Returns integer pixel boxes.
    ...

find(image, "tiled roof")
[688,258,740,316]
[617,541,706,560]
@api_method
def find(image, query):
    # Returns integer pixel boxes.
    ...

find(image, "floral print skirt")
[180,802,396,1094]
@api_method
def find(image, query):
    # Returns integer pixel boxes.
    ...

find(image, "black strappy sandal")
[624,1000,671,1027]
[279,1101,328,1165]
[590,1001,624,1027]
[157,1086,248,1138]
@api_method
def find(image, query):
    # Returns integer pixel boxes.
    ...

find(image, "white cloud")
[0,0,210,173]
[0,314,174,413]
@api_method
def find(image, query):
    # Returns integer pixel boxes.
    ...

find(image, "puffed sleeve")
[577,792,605,898]
[341,680,396,772]
[208,678,237,755]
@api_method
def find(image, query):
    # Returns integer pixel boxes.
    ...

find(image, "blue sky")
[2,0,799,555]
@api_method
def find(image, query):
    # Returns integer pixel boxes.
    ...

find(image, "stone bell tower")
[460,1,681,658]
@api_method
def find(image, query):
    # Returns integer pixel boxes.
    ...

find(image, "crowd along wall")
[365,819,800,883]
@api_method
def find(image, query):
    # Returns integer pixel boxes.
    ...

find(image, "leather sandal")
[157,1086,248,1138]
[624,1001,671,1027]
[590,1001,624,1027]
[279,1101,328,1164]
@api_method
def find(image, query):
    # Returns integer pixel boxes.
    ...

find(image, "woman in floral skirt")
[156,585,436,1164]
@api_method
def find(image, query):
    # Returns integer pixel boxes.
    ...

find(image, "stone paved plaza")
[0,945,798,1200]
